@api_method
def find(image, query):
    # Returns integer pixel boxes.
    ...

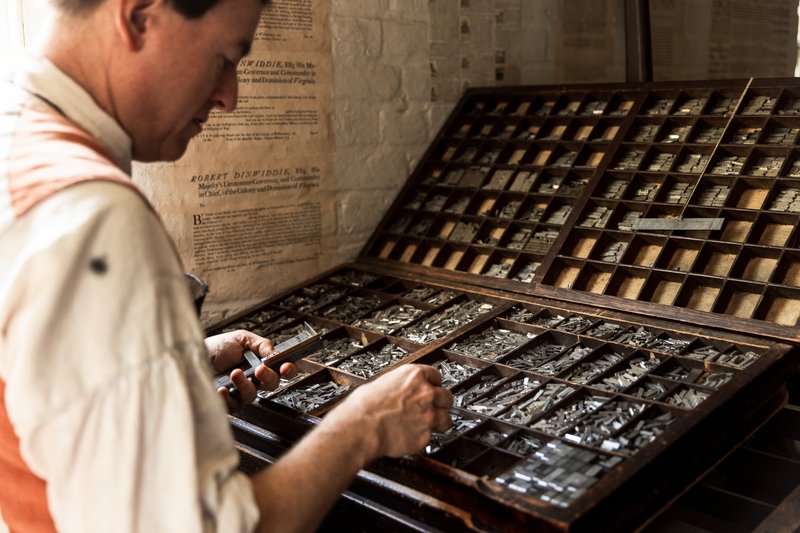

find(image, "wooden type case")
[215,81,800,531]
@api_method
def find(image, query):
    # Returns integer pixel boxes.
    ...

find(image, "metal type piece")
[632,182,658,201]
[465,376,542,416]
[445,196,471,214]
[564,399,646,447]
[663,182,693,204]
[647,336,691,355]
[425,290,459,306]
[580,100,607,116]
[276,282,346,312]
[697,184,730,206]
[632,217,724,232]
[498,383,576,425]
[403,286,439,301]
[710,155,746,175]
[454,374,503,408]
[708,97,737,115]
[506,343,566,373]
[502,434,546,456]
[594,356,661,391]
[486,170,514,190]
[551,151,577,168]
[769,188,800,212]
[423,194,448,211]
[494,441,621,507]
[544,204,573,225]
[613,412,677,455]
[513,262,539,283]
[531,395,608,436]
[692,126,724,144]
[398,300,495,344]
[557,316,594,333]
[631,124,659,143]
[666,387,710,409]
[214,323,324,393]
[600,179,627,198]
[696,371,735,389]
[518,205,545,223]
[627,380,668,400]
[643,99,673,115]
[335,343,410,378]
[613,150,645,170]
[538,177,562,194]
[682,345,721,361]
[585,322,625,340]
[306,336,364,366]
[484,262,511,278]
[674,97,707,115]
[434,359,480,388]
[509,171,538,192]
[616,327,656,347]
[506,306,539,324]
[475,430,510,446]
[560,177,589,196]
[271,380,350,412]
[715,349,760,368]
[565,352,625,384]
[525,229,560,253]
[495,200,522,218]
[617,210,644,230]
[352,304,425,334]
[763,127,798,144]
[505,227,531,250]
[741,95,776,114]
[646,152,675,172]
[536,345,593,376]
[270,322,327,347]
[408,217,433,236]
[675,153,709,173]
[450,221,480,242]
[318,293,382,323]
[257,370,308,399]
[579,205,611,228]
[534,314,566,328]
[425,414,481,454]
[449,327,532,362]
[327,269,379,287]
[600,241,627,262]
[731,128,761,144]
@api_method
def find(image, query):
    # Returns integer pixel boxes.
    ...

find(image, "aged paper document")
[134,0,337,324]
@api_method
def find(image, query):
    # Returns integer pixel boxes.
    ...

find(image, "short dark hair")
[55,0,267,19]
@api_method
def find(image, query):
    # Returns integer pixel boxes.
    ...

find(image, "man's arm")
[250,364,453,533]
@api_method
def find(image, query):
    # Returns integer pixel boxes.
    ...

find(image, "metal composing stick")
[214,322,322,393]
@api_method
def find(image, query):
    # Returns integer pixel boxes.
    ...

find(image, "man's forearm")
[250,416,378,533]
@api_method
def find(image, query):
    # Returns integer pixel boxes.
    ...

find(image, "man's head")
[52,0,240,19]
[44,0,267,162]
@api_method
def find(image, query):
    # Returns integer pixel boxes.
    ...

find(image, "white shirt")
[0,55,259,532]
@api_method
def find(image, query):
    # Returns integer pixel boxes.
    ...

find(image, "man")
[0,0,453,531]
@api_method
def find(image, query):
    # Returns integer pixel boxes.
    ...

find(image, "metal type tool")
[214,322,322,394]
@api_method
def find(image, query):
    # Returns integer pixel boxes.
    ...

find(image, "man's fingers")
[413,364,443,386]
[230,368,258,403]
[254,364,280,390]
[433,387,454,409]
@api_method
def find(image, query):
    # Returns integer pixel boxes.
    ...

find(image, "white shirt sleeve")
[0,182,259,533]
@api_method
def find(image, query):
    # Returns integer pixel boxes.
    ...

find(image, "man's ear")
[115,0,157,51]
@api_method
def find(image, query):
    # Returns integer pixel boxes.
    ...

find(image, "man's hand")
[322,364,454,461]
[205,329,297,411]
